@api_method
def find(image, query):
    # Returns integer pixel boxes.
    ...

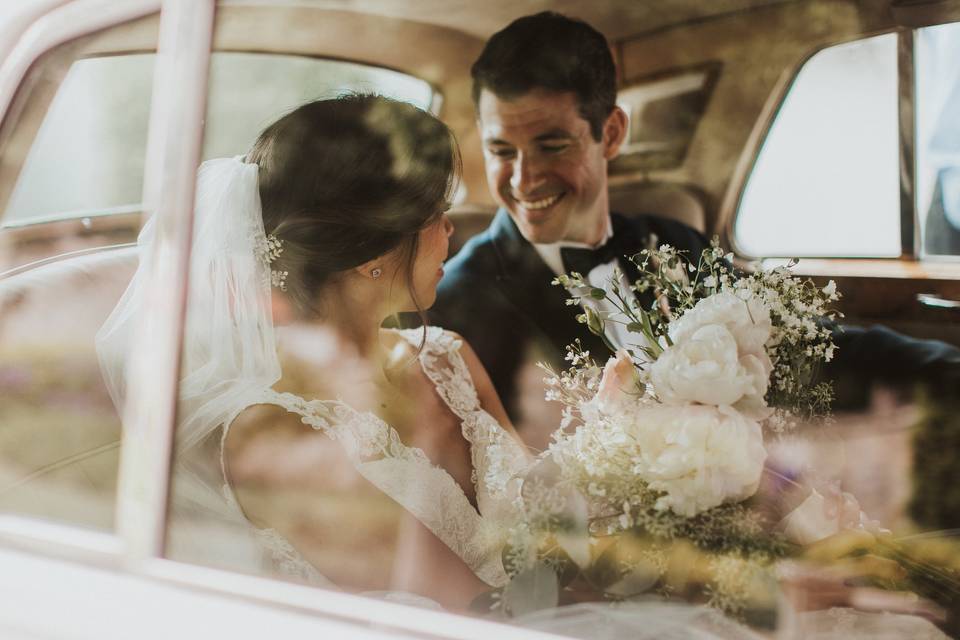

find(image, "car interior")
[1,0,959,621]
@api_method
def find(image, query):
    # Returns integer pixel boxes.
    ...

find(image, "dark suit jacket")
[428,209,960,418]
[428,209,710,416]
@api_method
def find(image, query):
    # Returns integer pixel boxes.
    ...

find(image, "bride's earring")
[371,267,382,279]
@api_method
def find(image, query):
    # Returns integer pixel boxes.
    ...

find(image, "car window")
[613,64,719,174]
[0,14,159,532]
[3,54,154,229]
[160,5,466,603]
[2,52,433,231]
[733,33,901,258]
[916,21,960,257]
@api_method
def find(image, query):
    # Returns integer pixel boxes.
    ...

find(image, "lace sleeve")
[398,327,530,522]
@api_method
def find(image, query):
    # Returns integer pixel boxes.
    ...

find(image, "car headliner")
[216,0,799,40]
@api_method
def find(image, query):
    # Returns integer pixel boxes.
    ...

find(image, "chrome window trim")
[897,28,918,259]
[0,242,136,279]
[0,1,73,83]
[1,203,143,229]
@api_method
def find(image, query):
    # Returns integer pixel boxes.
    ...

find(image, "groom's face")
[478,88,624,245]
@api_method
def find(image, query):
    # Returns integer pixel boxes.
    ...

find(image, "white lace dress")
[219,326,530,588]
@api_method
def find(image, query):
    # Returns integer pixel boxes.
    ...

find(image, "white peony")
[650,291,774,419]
[670,291,772,359]
[625,404,766,517]
[650,324,770,411]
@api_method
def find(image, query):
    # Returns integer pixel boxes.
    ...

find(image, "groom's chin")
[508,210,565,245]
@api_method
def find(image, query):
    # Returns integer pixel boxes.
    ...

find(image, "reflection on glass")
[147,95,960,636]
[84,9,958,638]
[0,249,133,529]
[735,34,900,258]
[5,55,154,226]
[0,16,158,532]
[917,22,960,257]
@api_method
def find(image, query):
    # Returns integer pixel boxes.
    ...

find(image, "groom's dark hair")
[470,12,617,141]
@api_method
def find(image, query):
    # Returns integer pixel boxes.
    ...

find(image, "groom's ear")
[602,106,628,160]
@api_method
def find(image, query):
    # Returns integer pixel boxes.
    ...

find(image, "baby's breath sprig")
[553,269,667,363]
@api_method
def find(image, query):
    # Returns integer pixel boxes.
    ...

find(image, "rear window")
[733,33,900,258]
[613,65,719,173]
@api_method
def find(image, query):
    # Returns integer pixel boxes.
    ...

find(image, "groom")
[430,12,960,433]
[429,12,709,428]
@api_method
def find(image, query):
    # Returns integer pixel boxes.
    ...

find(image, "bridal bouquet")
[495,241,847,618]
[486,242,960,629]
[544,240,841,515]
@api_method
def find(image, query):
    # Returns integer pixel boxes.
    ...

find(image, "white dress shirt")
[531,218,635,353]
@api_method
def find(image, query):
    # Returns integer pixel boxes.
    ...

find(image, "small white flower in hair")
[270,269,288,291]
[254,232,287,290]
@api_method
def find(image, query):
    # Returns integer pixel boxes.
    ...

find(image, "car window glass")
[3,54,154,229]
[733,33,900,258]
[916,21,960,258]
[202,52,435,160]
[163,9,480,610]
[1,52,432,232]
[0,14,159,532]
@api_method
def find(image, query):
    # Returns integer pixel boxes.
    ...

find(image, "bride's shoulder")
[228,400,304,441]
[384,325,465,354]
[226,390,341,442]
[384,326,491,380]
[397,328,521,435]
[224,401,306,469]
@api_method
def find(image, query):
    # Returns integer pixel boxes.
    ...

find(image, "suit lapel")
[610,213,658,313]
[487,210,610,362]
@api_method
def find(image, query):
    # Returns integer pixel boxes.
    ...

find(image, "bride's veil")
[96,156,283,570]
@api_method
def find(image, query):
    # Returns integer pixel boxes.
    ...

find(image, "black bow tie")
[560,240,621,277]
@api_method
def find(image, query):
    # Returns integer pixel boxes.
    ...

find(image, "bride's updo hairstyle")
[247,94,460,318]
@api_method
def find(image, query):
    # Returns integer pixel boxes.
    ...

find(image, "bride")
[97,95,530,611]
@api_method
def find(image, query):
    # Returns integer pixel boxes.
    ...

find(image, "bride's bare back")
[223,327,526,611]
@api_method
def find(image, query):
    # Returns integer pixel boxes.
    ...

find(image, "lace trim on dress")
[252,388,506,585]
[395,328,529,519]
[253,526,336,588]
[220,327,530,588]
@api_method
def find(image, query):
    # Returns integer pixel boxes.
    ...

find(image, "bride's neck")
[312,280,392,361]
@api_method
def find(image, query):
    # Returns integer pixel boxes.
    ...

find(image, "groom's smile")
[478,88,624,246]
[509,191,567,225]
[514,192,564,211]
